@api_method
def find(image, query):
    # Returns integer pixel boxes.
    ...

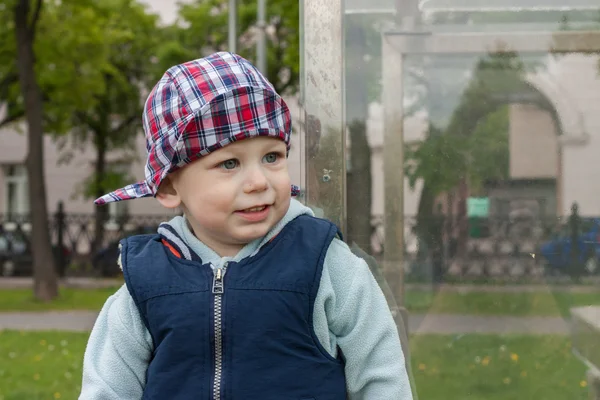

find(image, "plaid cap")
[95,52,299,205]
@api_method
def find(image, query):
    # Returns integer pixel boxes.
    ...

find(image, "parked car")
[91,240,122,277]
[539,218,600,276]
[90,226,157,277]
[0,230,71,277]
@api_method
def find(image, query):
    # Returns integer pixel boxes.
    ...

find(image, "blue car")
[539,218,600,276]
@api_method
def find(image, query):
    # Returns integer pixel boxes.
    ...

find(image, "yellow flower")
[34,354,42,362]
[54,393,61,399]
[581,381,588,388]
[510,353,519,362]
[503,377,511,385]
[40,340,47,346]
[33,373,40,381]
[521,371,527,377]
[418,363,426,371]
[482,356,490,366]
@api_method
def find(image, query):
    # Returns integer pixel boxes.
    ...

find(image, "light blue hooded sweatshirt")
[79,199,413,399]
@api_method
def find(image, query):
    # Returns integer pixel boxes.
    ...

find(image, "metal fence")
[0,202,596,281]
[0,202,176,277]
[371,213,600,282]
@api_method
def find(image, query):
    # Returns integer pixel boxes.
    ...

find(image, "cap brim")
[94,180,154,205]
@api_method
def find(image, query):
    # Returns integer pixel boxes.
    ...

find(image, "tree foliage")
[405,52,546,201]
[0,0,167,297]
[66,0,163,196]
[172,0,300,95]
[1,0,122,131]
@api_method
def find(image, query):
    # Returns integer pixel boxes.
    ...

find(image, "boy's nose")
[243,166,269,193]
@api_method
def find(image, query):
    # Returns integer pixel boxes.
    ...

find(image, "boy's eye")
[263,152,279,164]
[219,159,239,170]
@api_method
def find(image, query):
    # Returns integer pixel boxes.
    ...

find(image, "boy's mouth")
[243,205,267,212]
[235,205,272,222]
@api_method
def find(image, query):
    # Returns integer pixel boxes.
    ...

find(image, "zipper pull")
[212,263,228,294]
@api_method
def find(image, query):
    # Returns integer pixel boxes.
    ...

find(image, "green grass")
[0,331,89,400]
[410,334,589,400]
[1,286,599,316]
[405,290,600,317]
[0,287,121,312]
[0,331,589,399]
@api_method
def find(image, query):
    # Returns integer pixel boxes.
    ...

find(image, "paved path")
[0,310,571,335]
[406,283,600,293]
[409,314,570,334]
[0,311,99,332]
[0,278,584,335]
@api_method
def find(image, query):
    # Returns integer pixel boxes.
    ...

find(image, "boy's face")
[157,136,291,257]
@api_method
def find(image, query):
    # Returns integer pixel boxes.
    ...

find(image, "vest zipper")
[211,262,228,400]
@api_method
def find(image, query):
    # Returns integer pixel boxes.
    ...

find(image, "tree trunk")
[347,120,372,253]
[345,17,372,253]
[456,177,469,258]
[14,0,58,301]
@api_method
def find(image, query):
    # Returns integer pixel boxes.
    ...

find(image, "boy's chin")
[231,223,276,243]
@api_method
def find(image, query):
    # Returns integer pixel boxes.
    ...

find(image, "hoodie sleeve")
[79,284,153,399]
[315,238,413,400]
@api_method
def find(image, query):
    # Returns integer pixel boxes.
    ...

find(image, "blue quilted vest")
[121,215,347,400]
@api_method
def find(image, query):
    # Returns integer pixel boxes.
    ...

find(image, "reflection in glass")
[380,6,600,398]
[302,1,600,398]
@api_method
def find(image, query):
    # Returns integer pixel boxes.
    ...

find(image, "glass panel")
[420,0,600,12]
[421,1,600,33]
[382,9,600,400]
[345,0,395,14]
[302,0,600,398]
[301,0,417,396]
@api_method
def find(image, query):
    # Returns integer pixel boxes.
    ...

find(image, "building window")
[103,163,131,229]
[107,200,129,227]
[3,165,29,216]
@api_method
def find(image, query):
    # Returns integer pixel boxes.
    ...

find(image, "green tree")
[1,0,119,130]
[406,8,600,234]
[11,0,58,300]
[1,0,131,300]
[14,0,59,300]
[174,0,299,95]
[405,54,528,198]
[64,0,163,253]
[405,52,552,255]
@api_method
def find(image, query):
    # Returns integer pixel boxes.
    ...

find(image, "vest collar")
[157,223,203,263]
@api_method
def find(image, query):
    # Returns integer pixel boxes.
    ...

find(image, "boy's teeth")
[246,206,266,212]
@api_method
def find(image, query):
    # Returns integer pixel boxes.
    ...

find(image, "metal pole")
[257,0,267,72]
[301,0,346,233]
[228,0,237,53]
[382,34,405,306]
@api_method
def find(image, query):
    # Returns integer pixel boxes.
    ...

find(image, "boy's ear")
[155,176,181,209]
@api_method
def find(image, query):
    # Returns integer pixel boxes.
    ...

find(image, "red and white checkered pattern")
[95,52,297,205]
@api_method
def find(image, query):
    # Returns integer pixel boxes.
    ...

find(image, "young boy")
[80,52,412,400]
